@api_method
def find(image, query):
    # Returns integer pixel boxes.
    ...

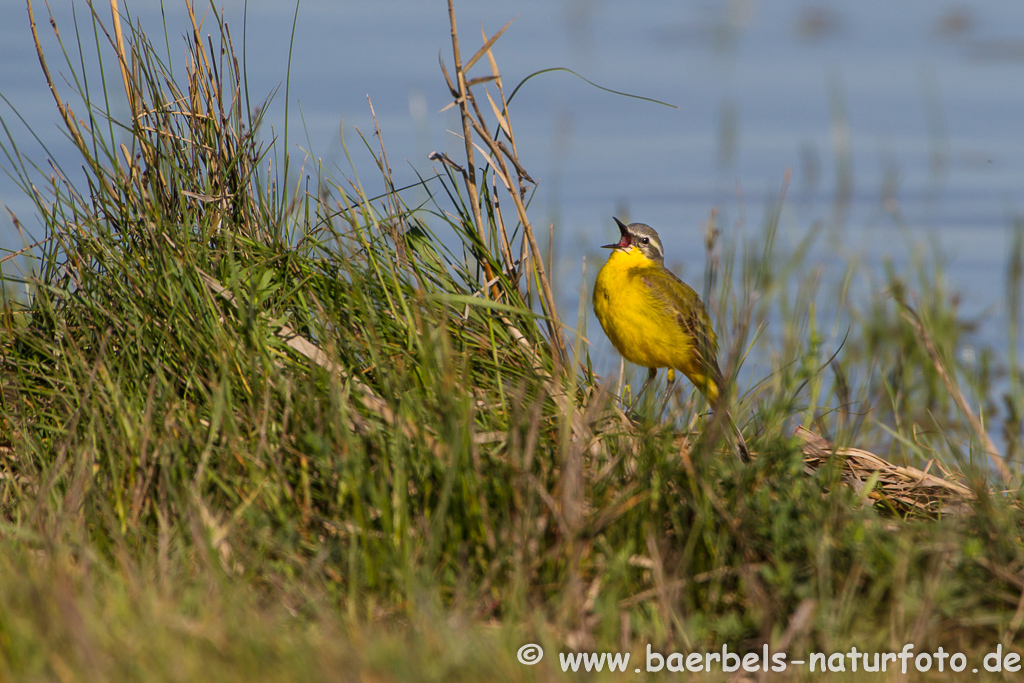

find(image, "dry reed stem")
[446,0,497,300]
[796,426,977,517]
[110,0,138,122]
[489,176,517,282]
[366,96,408,267]
[443,3,568,365]
[897,303,1014,486]
[191,261,447,461]
[27,1,89,159]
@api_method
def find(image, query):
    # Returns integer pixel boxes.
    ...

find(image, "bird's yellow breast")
[593,247,695,372]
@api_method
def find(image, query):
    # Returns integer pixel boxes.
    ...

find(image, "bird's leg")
[658,368,677,417]
[626,367,658,417]
[635,367,657,403]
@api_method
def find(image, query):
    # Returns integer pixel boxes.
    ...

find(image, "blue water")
[2,0,1023,384]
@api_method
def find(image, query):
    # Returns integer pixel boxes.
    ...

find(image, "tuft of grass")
[0,0,1022,680]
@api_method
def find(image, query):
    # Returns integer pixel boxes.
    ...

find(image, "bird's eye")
[641,237,649,245]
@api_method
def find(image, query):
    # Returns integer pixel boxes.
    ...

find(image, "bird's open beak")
[601,217,631,249]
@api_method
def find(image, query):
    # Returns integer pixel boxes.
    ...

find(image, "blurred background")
[2,0,1023,371]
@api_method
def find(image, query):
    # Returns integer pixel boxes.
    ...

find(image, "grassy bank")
[1,1,1023,680]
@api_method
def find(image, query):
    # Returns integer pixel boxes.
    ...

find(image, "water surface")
[2,0,1022,376]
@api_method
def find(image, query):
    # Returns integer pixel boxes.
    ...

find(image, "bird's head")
[603,217,665,264]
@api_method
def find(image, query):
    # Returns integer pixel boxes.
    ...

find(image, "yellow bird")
[593,217,749,461]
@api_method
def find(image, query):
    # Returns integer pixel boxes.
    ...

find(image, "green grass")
[1,1,1023,680]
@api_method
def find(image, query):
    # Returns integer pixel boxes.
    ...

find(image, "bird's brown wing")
[641,269,747,457]
[642,270,724,391]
